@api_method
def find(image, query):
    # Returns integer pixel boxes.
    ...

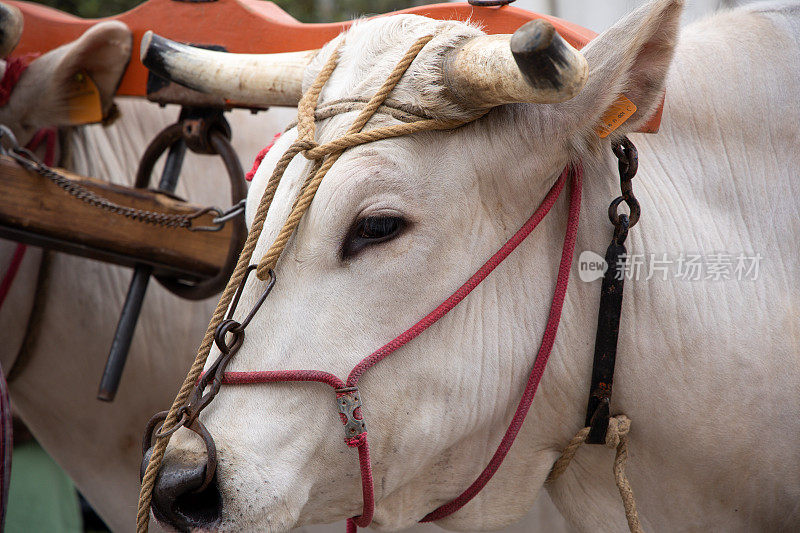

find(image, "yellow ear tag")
[596,94,637,138]
[66,71,104,125]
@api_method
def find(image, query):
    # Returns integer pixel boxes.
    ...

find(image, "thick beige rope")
[546,415,643,533]
[254,34,475,279]
[135,46,343,533]
[136,33,482,532]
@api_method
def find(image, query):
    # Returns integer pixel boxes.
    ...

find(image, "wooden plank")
[0,155,232,279]
[8,0,595,95]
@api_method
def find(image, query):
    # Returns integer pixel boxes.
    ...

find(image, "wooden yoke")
[0,155,232,280]
[10,0,662,132]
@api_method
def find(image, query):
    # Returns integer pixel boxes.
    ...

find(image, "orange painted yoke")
[9,0,661,133]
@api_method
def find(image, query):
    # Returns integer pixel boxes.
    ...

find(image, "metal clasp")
[0,124,19,155]
[189,199,247,232]
[608,137,640,244]
[334,387,367,439]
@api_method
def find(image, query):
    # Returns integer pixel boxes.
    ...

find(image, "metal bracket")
[468,0,515,6]
[335,387,367,439]
[97,105,246,401]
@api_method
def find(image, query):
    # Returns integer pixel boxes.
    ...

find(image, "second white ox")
[0,13,286,533]
[151,0,798,531]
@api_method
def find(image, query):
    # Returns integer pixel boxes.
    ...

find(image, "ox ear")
[21,21,132,126]
[48,20,132,121]
[562,0,683,138]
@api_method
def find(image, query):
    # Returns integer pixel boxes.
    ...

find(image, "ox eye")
[342,215,406,258]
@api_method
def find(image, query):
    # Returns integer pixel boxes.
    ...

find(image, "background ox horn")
[444,19,588,108]
[140,30,317,108]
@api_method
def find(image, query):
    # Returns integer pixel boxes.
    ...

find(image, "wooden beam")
[8,0,596,97]
[7,0,664,133]
[0,155,232,280]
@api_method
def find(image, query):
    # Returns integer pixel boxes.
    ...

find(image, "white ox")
[0,14,291,533]
[150,0,800,531]
[0,12,568,533]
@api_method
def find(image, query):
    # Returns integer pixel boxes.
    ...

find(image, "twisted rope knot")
[295,138,320,157]
[546,415,643,533]
[604,414,631,449]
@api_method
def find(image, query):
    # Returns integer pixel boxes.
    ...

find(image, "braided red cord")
[0,57,50,313]
[1,54,50,522]
[347,166,573,387]
[245,133,282,181]
[220,164,582,531]
[346,434,374,528]
[0,54,38,107]
[422,164,582,521]
[0,364,10,531]
[26,128,57,168]
[0,243,25,312]
[222,369,345,389]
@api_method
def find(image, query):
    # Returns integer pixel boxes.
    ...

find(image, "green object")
[5,442,82,533]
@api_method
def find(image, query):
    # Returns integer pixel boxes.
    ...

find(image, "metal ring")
[608,196,624,226]
[142,409,189,457]
[608,196,640,229]
[187,418,218,493]
[136,122,247,300]
[214,319,244,355]
[140,411,218,494]
[154,412,189,439]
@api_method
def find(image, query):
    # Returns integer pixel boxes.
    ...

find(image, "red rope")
[0,243,26,312]
[347,166,574,387]
[423,164,581,521]
[219,164,582,530]
[0,54,38,107]
[223,369,345,389]
[347,433,374,528]
[245,133,282,181]
[26,128,57,168]
[0,55,46,531]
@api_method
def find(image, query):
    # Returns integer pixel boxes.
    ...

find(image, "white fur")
[162,1,800,531]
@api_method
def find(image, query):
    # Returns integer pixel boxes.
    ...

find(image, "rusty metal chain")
[0,125,235,232]
[608,137,639,244]
[142,266,276,492]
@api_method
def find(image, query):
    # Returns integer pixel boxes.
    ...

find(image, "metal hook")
[0,124,19,155]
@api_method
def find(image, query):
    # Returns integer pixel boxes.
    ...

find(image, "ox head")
[0,6,131,144]
[149,1,682,531]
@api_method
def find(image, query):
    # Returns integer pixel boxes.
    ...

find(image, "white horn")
[0,3,23,59]
[444,19,588,108]
[140,31,316,107]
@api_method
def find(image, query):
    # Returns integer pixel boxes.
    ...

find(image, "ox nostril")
[142,447,222,532]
